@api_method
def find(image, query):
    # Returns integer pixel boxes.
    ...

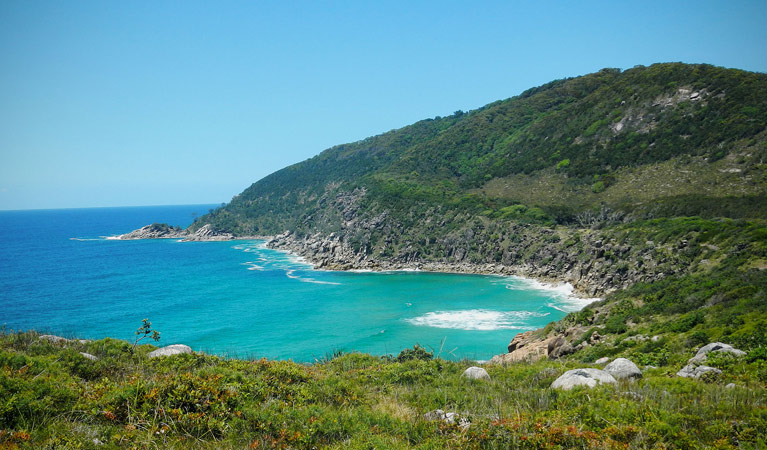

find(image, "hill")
[195,63,767,239]
[184,62,767,364]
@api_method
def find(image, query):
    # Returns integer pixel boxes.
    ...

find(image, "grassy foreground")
[1,331,766,449]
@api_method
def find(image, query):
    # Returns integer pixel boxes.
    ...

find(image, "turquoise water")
[0,205,592,361]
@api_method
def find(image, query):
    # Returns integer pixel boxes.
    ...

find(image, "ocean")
[0,204,593,361]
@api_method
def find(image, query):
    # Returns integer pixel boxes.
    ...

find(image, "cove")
[0,205,593,362]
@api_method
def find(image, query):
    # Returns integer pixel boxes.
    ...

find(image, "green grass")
[1,331,766,449]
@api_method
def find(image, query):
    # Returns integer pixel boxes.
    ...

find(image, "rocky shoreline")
[118,222,682,364]
[264,230,611,299]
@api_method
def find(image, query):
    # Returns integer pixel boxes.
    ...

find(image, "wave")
[497,276,600,312]
[406,309,548,331]
[285,269,341,285]
[69,237,105,241]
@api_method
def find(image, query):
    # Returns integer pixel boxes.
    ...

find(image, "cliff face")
[265,222,682,298]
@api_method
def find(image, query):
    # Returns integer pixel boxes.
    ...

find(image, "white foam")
[406,309,548,331]
[69,237,104,241]
[499,276,600,312]
[284,269,341,285]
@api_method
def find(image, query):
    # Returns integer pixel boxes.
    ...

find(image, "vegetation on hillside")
[193,63,767,236]
[1,331,766,449]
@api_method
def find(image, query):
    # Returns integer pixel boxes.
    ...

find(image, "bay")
[0,205,592,361]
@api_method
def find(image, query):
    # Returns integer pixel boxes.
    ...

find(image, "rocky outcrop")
[462,366,490,380]
[488,331,577,364]
[182,224,235,241]
[147,344,193,358]
[688,342,745,364]
[39,334,91,345]
[551,368,617,390]
[118,223,236,241]
[677,364,721,379]
[118,223,188,240]
[675,342,743,379]
[604,358,642,380]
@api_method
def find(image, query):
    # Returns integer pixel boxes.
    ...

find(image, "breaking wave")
[406,309,549,331]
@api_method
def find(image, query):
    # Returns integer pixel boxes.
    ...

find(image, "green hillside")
[194,63,767,237]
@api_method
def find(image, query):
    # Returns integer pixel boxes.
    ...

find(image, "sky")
[1,1,766,210]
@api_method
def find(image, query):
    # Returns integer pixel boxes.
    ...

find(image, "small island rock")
[462,366,490,380]
[604,358,642,380]
[147,344,192,358]
[551,368,617,390]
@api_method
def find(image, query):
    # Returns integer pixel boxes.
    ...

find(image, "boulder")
[594,357,610,365]
[79,352,98,361]
[551,368,617,390]
[462,366,490,381]
[147,344,192,358]
[496,332,570,363]
[677,364,722,379]
[688,342,745,364]
[604,358,642,380]
[39,334,69,344]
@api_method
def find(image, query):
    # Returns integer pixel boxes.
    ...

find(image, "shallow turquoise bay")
[0,205,592,361]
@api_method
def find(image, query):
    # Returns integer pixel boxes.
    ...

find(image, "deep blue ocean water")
[0,205,593,361]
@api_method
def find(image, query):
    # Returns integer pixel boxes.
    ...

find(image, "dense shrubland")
[1,331,766,449]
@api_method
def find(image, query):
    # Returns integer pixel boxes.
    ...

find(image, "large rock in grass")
[551,368,617,390]
[39,334,69,344]
[677,364,722,379]
[688,342,745,364]
[79,352,98,361]
[462,366,490,381]
[147,344,192,358]
[604,358,642,380]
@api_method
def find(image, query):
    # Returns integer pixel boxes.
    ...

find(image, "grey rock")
[725,383,736,389]
[424,409,470,430]
[689,342,746,364]
[594,357,610,365]
[551,368,617,390]
[462,366,490,381]
[677,364,722,379]
[604,358,643,380]
[39,334,69,344]
[549,341,574,359]
[79,352,98,361]
[147,344,192,358]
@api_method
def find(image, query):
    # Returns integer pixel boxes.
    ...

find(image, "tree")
[130,318,160,355]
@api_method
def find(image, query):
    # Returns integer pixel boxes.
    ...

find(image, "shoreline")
[260,236,602,304]
[114,223,605,302]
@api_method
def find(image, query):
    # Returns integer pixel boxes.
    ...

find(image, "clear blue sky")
[1,1,766,210]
